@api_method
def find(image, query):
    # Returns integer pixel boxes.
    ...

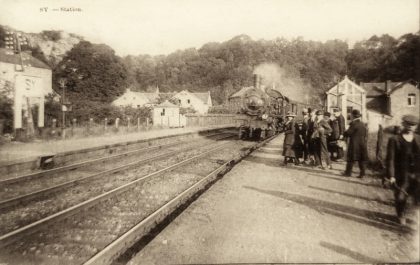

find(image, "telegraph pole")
[59,78,67,139]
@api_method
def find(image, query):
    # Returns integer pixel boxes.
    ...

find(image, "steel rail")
[0,139,235,249]
[84,134,277,265]
[0,134,234,211]
[0,131,228,186]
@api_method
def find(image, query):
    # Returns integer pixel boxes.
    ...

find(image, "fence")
[36,116,153,140]
[184,114,237,127]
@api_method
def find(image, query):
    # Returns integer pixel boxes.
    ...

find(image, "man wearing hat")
[342,109,368,178]
[386,114,420,225]
[312,110,332,169]
[282,111,298,165]
[333,108,346,161]
[302,108,310,163]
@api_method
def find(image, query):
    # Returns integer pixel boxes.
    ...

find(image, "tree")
[53,41,128,104]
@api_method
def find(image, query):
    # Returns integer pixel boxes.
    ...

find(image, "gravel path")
[128,134,419,264]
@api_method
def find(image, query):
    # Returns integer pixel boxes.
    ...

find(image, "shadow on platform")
[319,241,383,263]
[308,185,394,206]
[243,155,382,188]
[243,186,410,234]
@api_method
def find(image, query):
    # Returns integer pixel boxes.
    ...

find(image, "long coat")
[283,120,296,157]
[343,119,368,161]
[336,114,345,136]
[386,134,420,189]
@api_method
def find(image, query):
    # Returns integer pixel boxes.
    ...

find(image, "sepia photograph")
[0,0,419,264]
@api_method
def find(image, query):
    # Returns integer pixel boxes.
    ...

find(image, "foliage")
[41,30,62,41]
[346,33,420,82]
[0,25,5,48]
[0,96,13,133]
[53,41,128,103]
[208,105,232,114]
[122,35,349,105]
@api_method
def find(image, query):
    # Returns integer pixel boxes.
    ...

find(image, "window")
[408,93,416,106]
[178,99,181,104]
[187,99,190,104]
[161,108,165,116]
[137,105,140,108]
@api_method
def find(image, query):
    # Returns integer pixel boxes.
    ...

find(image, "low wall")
[366,110,393,133]
[185,114,237,127]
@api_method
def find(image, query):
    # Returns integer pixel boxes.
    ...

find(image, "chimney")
[253,74,260,89]
[385,80,392,94]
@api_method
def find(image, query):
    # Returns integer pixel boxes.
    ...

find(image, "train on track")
[232,74,317,140]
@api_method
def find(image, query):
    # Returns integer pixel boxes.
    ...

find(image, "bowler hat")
[333,108,341,112]
[307,108,312,114]
[402,115,419,125]
[351,109,361,118]
[324,112,331,117]
[315,110,323,115]
[286,111,296,117]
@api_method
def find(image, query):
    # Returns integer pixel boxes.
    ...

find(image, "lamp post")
[59,78,67,139]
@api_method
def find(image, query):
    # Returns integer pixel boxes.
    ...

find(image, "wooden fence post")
[137,117,140,131]
[71,118,76,136]
[115,118,120,131]
[104,118,108,132]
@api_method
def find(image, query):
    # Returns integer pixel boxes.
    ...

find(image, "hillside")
[0,25,83,67]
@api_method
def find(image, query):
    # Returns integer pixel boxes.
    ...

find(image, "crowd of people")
[282,107,349,171]
[281,108,420,226]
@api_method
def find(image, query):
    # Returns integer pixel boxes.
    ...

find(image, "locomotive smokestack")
[253,74,260,89]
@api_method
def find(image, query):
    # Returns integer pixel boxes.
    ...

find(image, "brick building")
[361,80,419,129]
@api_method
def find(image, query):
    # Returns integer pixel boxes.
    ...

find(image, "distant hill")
[0,25,83,67]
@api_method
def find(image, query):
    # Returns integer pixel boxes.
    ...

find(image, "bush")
[208,105,233,114]
[0,96,13,133]
[41,30,62,41]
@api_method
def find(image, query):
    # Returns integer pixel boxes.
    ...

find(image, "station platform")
[0,126,229,166]
[128,135,419,264]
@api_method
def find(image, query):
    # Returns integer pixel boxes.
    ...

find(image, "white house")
[113,88,213,114]
[172,90,212,114]
[152,100,182,127]
[112,87,159,108]
[326,75,367,127]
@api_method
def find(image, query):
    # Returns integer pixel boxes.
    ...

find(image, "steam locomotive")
[234,74,314,140]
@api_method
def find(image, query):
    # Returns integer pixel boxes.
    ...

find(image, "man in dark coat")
[342,109,368,178]
[327,112,340,160]
[386,114,420,225]
[282,111,297,165]
[302,108,310,163]
[333,108,346,161]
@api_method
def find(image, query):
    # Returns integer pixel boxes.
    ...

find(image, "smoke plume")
[253,63,312,104]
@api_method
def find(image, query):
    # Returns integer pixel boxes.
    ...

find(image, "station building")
[0,48,52,129]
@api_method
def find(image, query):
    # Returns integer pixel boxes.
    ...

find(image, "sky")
[0,0,418,56]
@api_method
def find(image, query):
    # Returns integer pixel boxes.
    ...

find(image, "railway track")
[0,131,231,208]
[0,132,233,236]
[0,133,277,265]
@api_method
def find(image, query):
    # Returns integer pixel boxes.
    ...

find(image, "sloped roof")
[366,97,388,114]
[192,92,210,103]
[0,48,50,70]
[229,86,253,98]
[155,100,178,108]
[172,90,211,104]
[361,80,418,97]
